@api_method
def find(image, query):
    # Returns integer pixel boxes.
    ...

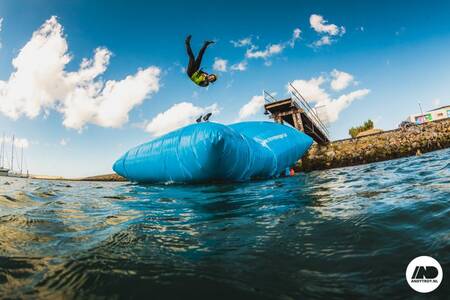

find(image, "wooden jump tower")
[264,83,330,145]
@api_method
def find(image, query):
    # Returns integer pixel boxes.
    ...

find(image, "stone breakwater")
[300,118,450,172]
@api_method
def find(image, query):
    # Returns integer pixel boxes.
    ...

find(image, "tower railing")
[288,82,330,138]
[263,90,278,103]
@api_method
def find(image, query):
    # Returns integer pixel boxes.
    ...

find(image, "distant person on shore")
[185,35,217,87]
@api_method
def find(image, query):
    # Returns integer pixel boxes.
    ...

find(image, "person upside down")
[185,35,217,87]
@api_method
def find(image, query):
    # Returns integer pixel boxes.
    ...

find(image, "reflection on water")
[0,149,449,299]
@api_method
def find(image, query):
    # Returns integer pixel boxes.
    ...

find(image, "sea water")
[0,149,449,299]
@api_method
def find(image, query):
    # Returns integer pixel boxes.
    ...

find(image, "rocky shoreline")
[300,118,450,172]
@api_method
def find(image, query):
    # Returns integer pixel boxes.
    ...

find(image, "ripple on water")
[0,148,449,298]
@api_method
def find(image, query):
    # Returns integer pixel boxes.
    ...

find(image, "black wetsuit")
[185,36,213,87]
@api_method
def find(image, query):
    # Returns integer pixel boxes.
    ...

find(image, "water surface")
[0,149,449,299]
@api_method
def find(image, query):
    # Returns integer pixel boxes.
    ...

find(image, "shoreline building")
[406,105,450,124]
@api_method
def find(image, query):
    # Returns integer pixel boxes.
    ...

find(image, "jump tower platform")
[264,83,330,145]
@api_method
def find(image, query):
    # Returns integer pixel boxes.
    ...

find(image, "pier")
[264,83,330,145]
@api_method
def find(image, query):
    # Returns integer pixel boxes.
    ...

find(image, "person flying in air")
[185,35,217,87]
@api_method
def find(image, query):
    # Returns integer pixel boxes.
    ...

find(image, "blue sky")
[0,0,449,177]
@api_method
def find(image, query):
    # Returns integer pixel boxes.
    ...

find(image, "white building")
[406,105,450,124]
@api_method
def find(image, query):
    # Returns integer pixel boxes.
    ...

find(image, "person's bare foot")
[205,40,215,46]
[186,35,192,43]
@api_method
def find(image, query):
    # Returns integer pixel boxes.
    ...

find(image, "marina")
[0,134,29,178]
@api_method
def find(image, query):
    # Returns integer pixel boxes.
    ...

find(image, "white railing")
[288,82,330,138]
[263,90,278,103]
[263,85,330,139]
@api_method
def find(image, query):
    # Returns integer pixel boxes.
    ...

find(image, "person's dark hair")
[209,74,217,83]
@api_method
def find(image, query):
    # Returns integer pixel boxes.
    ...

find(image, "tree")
[348,119,374,138]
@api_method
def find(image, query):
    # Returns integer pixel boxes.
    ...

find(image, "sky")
[0,0,449,177]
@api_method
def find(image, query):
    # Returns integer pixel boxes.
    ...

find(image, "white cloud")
[213,57,228,72]
[330,69,354,91]
[230,61,247,71]
[62,65,160,130]
[310,14,345,36]
[310,14,345,47]
[432,98,441,107]
[324,89,370,123]
[14,138,30,149]
[60,138,69,146]
[288,28,302,48]
[246,43,284,59]
[238,95,265,120]
[0,16,161,131]
[288,70,370,123]
[0,135,30,149]
[313,36,332,47]
[16,138,29,149]
[232,28,301,67]
[230,37,252,48]
[145,102,220,137]
[290,76,330,104]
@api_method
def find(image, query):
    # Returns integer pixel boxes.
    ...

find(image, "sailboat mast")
[20,146,23,175]
[0,133,4,168]
[11,135,14,173]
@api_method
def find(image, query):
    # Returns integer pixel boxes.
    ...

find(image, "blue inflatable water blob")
[113,121,313,183]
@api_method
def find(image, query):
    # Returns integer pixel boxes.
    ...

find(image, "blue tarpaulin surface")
[113,121,313,183]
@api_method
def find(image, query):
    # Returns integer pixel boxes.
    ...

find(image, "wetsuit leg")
[194,41,213,70]
[185,36,196,76]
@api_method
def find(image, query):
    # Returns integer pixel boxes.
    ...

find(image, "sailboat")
[8,135,29,178]
[0,133,10,176]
